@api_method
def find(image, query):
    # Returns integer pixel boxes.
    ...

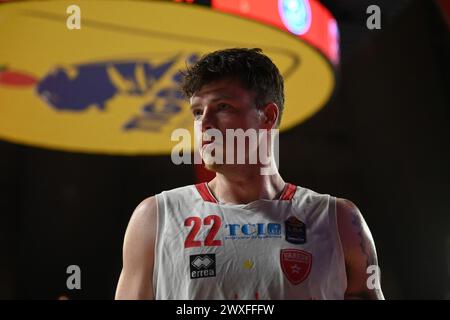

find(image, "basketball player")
[115,48,384,300]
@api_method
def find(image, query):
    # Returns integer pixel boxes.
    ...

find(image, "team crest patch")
[190,254,216,279]
[280,249,312,285]
[285,216,307,244]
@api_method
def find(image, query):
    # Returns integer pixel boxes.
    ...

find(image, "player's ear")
[260,102,279,129]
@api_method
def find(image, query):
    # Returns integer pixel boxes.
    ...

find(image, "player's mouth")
[202,136,217,148]
[201,140,224,159]
[201,141,221,152]
[201,140,212,147]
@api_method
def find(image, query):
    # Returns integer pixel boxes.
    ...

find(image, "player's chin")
[203,161,222,172]
[201,150,225,172]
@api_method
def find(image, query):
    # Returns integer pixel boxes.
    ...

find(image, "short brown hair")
[181,48,285,127]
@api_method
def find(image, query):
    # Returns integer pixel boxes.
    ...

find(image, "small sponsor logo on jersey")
[224,223,282,240]
[280,249,312,285]
[285,216,307,244]
[190,254,216,279]
[243,259,254,270]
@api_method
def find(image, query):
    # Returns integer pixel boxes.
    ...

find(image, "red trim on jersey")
[279,183,297,200]
[195,183,218,203]
[196,182,296,203]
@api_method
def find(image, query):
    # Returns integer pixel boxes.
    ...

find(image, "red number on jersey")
[184,215,222,248]
[204,215,222,246]
[184,217,202,248]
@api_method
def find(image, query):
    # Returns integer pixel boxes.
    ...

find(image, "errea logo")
[190,254,216,279]
[192,255,214,269]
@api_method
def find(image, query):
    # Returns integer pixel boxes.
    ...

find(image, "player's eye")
[217,103,231,110]
[192,109,203,118]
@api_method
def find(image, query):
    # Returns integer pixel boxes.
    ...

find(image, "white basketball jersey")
[153,183,347,300]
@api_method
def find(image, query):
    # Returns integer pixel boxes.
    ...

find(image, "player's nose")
[200,106,217,132]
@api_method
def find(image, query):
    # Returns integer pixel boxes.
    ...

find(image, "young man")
[115,48,384,300]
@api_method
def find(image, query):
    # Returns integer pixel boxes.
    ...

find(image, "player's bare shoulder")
[124,196,158,247]
[115,196,157,300]
[132,196,158,228]
[125,195,158,258]
[335,198,373,261]
[335,198,384,300]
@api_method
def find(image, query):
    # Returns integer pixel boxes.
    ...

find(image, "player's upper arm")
[336,198,385,300]
[115,196,157,300]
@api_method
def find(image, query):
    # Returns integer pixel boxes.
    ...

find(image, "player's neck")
[208,169,285,205]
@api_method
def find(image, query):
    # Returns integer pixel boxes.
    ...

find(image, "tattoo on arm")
[348,206,384,299]
[350,213,377,269]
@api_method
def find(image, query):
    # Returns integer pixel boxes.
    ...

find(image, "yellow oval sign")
[0,0,335,155]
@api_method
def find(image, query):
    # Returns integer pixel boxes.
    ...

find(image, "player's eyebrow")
[190,95,234,109]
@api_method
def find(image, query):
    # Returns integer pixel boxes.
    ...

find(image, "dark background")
[0,0,449,299]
